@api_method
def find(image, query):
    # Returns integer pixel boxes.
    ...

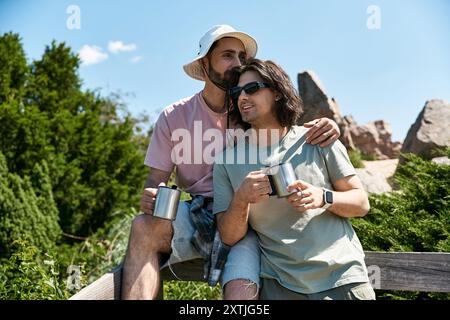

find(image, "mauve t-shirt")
[144,91,232,197]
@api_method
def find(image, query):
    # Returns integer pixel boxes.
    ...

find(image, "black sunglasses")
[229,81,272,100]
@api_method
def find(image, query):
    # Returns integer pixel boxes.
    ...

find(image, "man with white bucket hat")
[121,24,340,300]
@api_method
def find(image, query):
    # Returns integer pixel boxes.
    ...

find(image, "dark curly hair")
[228,58,303,130]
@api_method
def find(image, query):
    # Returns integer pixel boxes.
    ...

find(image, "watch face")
[325,191,333,203]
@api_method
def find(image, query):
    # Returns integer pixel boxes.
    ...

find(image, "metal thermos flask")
[153,185,181,220]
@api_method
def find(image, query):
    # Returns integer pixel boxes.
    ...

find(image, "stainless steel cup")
[266,162,298,198]
[153,185,181,220]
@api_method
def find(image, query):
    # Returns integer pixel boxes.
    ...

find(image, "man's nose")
[238,90,249,102]
[232,55,242,67]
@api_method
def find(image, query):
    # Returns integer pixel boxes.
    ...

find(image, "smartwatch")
[322,188,333,209]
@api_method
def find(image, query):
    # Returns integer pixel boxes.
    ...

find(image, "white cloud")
[108,41,137,53]
[130,56,143,63]
[78,45,108,66]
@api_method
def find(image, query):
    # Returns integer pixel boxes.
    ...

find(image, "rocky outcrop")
[297,70,401,159]
[297,70,342,123]
[401,99,450,161]
[355,159,398,194]
[348,120,402,160]
[432,157,450,166]
[356,168,392,194]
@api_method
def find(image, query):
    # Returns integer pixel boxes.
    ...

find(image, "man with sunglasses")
[121,25,341,300]
[230,82,271,99]
[214,59,374,300]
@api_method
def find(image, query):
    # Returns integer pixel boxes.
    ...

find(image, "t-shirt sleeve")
[212,162,234,215]
[144,111,174,172]
[320,140,357,183]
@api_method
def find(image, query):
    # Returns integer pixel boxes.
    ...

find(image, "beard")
[240,110,256,124]
[207,63,240,90]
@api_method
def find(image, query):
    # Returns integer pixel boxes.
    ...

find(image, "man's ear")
[201,56,209,72]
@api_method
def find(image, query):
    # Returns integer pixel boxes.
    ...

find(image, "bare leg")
[223,279,259,300]
[121,214,173,300]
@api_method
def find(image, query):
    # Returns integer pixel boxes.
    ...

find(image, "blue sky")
[1,0,449,142]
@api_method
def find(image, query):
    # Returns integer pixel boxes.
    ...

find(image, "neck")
[251,122,289,147]
[202,80,227,113]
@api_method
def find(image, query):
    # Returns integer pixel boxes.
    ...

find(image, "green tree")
[26,40,82,115]
[0,152,61,257]
[0,32,149,237]
[0,32,28,104]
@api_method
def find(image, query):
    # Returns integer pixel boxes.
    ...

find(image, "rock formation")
[297,70,402,159]
[400,99,450,161]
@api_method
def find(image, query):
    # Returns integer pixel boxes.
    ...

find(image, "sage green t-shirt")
[213,126,369,294]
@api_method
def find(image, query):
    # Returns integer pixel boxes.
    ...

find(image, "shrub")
[348,149,365,168]
[0,239,68,300]
[352,148,450,299]
[0,152,61,257]
[353,149,450,252]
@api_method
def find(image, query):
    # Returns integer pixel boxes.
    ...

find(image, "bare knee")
[129,214,173,253]
[223,279,259,300]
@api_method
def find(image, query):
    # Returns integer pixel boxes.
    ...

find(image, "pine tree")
[0,32,149,237]
[0,152,61,257]
[0,32,28,104]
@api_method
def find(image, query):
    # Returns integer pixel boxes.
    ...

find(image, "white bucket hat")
[183,25,258,81]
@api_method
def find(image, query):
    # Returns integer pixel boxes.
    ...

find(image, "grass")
[164,281,222,300]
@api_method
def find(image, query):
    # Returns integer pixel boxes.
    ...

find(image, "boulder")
[297,70,402,159]
[356,168,392,194]
[297,70,342,122]
[349,120,402,160]
[401,99,450,161]
[431,156,450,166]
[355,159,398,194]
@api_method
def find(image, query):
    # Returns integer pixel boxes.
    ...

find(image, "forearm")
[144,176,162,188]
[217,197,250,246]
[327,189,370,218]
[144,168,171,188]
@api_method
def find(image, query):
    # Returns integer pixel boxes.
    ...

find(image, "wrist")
[232,193,249,210]
[322,188,334,209]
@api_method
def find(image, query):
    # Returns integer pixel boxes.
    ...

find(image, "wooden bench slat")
[70,265,122,300]
[69,260,204,300]
[365,252,450,292]
[69,252,450,300]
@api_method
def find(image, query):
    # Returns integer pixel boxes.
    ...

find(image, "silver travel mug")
[267,162,298,198]
[153,185,181,220]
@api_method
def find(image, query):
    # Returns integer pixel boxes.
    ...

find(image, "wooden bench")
[69,251,450,300]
